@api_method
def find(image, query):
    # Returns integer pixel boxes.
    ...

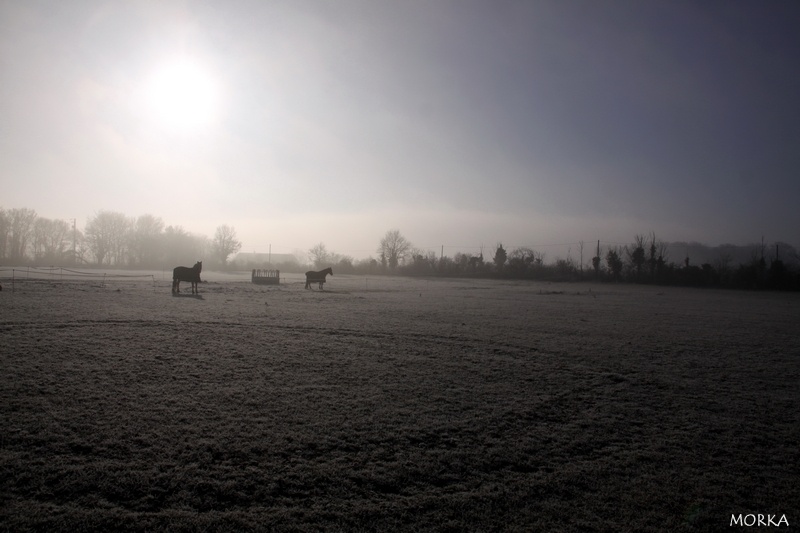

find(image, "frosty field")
[1,273,798,531]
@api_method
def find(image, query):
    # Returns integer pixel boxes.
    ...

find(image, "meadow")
[1,272,798,531]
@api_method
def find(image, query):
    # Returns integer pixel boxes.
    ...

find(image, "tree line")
[0,208,242,269]
[3,207,798,290]
[307,229,800,291]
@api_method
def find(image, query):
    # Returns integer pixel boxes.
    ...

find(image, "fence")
[0,266,157,292]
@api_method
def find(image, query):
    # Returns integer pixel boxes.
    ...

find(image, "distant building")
[231,252,300,267]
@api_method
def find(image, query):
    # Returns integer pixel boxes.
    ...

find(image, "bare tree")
[378,229,411,269]
[647,232,657,279]
[33,217,70,263]
[657,240,669,265]
[71,229,88,265]
[308,242,330,269]
[0,208,9,260]
[85,211,130,265]
[510,247,544,266]
[32,217,48,260]
[130,214,165,267]
[212,224,242,267]
[626,234,647,278]
[7,208,37,262]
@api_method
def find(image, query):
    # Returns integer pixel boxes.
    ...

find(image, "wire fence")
[0,266,158,292]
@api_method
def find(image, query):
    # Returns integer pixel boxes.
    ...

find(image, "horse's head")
[194,261,203,272]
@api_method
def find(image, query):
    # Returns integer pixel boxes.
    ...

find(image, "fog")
[3,1,799,258]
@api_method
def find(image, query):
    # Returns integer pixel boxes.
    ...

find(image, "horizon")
[3,2,799,256]
[2,202,799,265]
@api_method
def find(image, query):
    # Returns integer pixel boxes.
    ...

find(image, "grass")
[1,276,798,531]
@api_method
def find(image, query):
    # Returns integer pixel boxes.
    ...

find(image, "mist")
[2,1,799,257]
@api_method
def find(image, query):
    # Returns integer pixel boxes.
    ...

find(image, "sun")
[142,57,220,132]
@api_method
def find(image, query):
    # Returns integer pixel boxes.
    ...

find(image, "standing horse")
[305,267,332,289]
[172,261,202,294]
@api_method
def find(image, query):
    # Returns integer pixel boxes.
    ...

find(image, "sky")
[2,0,799,260]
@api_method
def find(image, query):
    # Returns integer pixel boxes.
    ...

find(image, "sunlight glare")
[143,57,220,132]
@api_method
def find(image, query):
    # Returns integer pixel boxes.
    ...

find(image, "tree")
[7,207,37,262]
[507,247,533,276]
[377,229,411,270]
[591,240,602,279]
[163,225,205,267]
[606,247,623,281]
[32,217,70,263]
[493,243,507,271]
[406,249,437,275]
[626,234,646,279]
[70,229,88,265]
[212,224,242,267]
[507,247,545,277]
[308,242,330,269]
[130,214,165,267]
[0,208,9,260]
[334,254,355,274]
[84,211,130,265]
[647,232,658,279]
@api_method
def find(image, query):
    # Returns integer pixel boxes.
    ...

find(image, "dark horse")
[172,261,202,294]
[305,267,332,289]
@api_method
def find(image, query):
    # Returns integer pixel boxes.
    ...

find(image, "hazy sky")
[2,1,799,259]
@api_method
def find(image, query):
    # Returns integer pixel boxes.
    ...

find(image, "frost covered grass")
[1,276,798,531]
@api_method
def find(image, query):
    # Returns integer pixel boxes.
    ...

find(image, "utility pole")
[72,218,77,265]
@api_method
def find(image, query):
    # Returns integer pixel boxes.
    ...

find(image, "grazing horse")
[172,261,202,294]
[305,267,333,289]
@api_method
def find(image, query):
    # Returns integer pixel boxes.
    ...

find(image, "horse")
[305,267,333,289]
[172,261,202,294]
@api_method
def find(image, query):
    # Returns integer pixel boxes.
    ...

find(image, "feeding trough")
[251,269,280,285]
